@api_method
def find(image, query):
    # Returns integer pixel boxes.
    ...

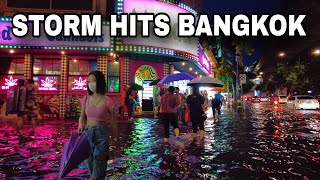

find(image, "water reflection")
[0,103,319,179]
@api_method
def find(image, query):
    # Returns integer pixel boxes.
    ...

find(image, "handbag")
[185,107,191,123]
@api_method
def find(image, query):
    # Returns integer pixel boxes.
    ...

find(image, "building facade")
[180,0,203,12]
[0,0,215,120]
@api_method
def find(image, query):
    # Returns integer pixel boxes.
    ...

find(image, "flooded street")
[1,103,320,179]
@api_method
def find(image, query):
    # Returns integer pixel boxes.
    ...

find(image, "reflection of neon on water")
[1,76,18,90]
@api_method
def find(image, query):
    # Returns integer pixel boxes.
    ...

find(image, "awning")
[172,60,210,77]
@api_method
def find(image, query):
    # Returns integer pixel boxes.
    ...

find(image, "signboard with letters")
[0,22,110,48]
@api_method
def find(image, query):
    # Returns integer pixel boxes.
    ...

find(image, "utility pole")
[235,55,242,113]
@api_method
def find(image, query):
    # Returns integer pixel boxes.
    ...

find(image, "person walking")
[24,79,40,132]
[17,79,27,131]
[159,86,181,143]
[175,87,187,124]
[187,87,206,140]
[125,89,137,122]
[212,91,223,120]
[78,71,118,180]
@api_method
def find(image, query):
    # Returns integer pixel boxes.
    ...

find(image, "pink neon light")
[39,77,57,91]
[72,77,87,91]
[1,76,18,90]
[198,48,212,73]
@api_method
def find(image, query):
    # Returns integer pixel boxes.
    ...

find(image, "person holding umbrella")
[78,71,118,180]
[187,87,206,140]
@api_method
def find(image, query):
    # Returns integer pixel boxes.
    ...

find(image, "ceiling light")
[314,49,320,55]
[189,67,193,71]
[73,59,77,62]
[182,62,185,66]
[61,51,65,55]
[9,49,14,54]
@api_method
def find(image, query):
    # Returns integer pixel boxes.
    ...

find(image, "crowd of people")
[154,86,224,143]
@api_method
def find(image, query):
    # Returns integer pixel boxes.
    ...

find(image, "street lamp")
[278,52,286,57]
[313,49,320,55]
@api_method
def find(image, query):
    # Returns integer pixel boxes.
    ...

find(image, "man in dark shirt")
[187,87,205,140]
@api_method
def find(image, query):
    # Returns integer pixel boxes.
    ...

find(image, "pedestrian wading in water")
[187,87,206,140]
[78,71,118,180]
[159,86,181,143]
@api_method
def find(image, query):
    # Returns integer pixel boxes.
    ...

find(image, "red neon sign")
[72,77,87,91]
[1,76,18,90]
[38,77,57,91]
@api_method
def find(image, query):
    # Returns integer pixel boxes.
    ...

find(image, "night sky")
[202,0,281,15]
[202,0,281,67]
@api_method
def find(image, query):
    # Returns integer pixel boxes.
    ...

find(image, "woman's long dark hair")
[87,71,107,95]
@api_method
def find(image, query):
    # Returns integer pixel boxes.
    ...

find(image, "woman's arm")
[78,96,87,131]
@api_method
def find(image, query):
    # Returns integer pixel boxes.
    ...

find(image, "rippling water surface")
[0,103,319,179]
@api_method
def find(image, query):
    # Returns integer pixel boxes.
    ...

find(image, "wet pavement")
[0,102,320,179]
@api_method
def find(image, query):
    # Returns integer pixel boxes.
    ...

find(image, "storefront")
[0,0,214,119]
[0,17,115,119]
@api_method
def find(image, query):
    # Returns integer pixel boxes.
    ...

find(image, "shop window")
[33,59,61,75]
[69,60,97,76]
[8,59,24,75]
[33,76,60,91]
[68,60,96,92]
[107,61,120,93]
[52,0,93,10]
[7,0,51,9]
[0,75,24,90]
[68,76,88,92]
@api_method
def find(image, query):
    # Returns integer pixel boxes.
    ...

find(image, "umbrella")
[149,79,161,86]
[211,87,223,91]
[129,83,144,91]
[187,76,224,87]
[158,72,195,84]
[58,132,91,179]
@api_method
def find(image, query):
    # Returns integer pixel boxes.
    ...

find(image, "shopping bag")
[185,108,191,123]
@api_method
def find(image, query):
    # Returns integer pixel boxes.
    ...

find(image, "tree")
[66,95,82,120]
[216,56,233,93]
[242,80,254,94]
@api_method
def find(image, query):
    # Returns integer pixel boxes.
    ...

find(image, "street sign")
[240,74,246,84]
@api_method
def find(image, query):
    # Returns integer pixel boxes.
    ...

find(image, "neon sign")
[198,48,212,74]
[72,77,87,91]
[1,76,18,90]
[38,77,57,91]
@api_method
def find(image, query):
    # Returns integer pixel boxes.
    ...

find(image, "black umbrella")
[187,76,224,87]
[149,79,161,86]
[129,83,144,91]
